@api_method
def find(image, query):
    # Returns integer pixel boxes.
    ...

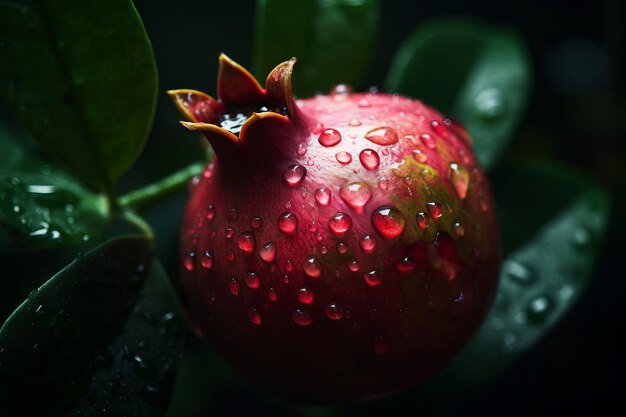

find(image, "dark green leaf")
[431,161,610,395]
[0,236,184,417]
[0,0,158,191]
[386,17,531,169]
[254,0,378,96]
[0,169,108,249]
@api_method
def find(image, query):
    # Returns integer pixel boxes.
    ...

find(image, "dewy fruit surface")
[170,55,500,403]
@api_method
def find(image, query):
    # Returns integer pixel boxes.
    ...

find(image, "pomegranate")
[169,54,499,403]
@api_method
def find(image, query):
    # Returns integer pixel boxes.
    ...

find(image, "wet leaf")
[254,0,378,96]
[0,0,158,191]
[0,169,108,250]
[0,236,184,417]
[386,17,531,169]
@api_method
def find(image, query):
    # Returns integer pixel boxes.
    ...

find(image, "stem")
[122,209,154,240]
[119,162,205,212]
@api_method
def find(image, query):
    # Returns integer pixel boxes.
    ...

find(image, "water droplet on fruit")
[449,162,470,199]
[336,242,348,254]
[503,260,536,285]
[184,252,195,271]
[268,287,278,301]
[237,232,256,254]
[229,277,241,296]
[298,285,315,304]
[227,207,238,221]
[340,182,372,212]
[319,128,342,147]
[278,212,298,234]
[360,235,377,252]
[226,249,235,262]
[201,251,214,269]
[420,133,436,149]
[225,227,234,238]
[284,164,306,186]
[431,120,447,135]
[363,270,383,287]
[329,212,352,236]
[416,212,430,229]
[426,202,443,219]
[250,216,263,229]
[325,303,344,320]
[527,295,553,324]
[395,257,415,274]
[373,336,388,355]
[260,242,276,262]
[364,126,398,145]
[359,149,380,170]
[314,188,331,206]
[303,256,321,278]
[349,118,361,126]
[206,205,215,220]
[335,151,352,164]
[285,259,293,272]
[312,122,325,134]
[372,207,406,239]
[358,98,371,107]
[453,222,465,237]
[297,143,307,155]
[349,260,360,271]
[248,307,262,325]
[412,149,428,163]
[330,84,352,95]
[244,271,261,289]
[292,308,313,326]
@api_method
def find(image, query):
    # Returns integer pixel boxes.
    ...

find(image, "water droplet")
[358,98,371,107]
[314,188,331,206]
[248,307,262,325]
[359,149,380,170]
[340,182,372,212]
[420,133,436,149]
[372,207,406,239]
[206,205,215,220]
[449,162,470,199]
[318,128,342,147]
[527,295,553,324]
[360,235,377,252]
[312,122,325,134]
[364,126,398,145]
[336,242,348,254]
[431,120,447,135]
[132,354,158,381]
[416,212,430,229]
[226,207,238,221]
[348,260,360,272]
[260,242,276,262]
[297,143,307,155]
[426,202,443,219]
[395,257,415,274]
[268,287,278,302]
[412,149,428,163]
[184,252,196,271]
[325,303,344,320]
[285,259,293,272]
[250,216,263,229]
[335,151,352,164]
[349,118,361,126]
[453,222,465,237]
[503,260,536,286]
[229,277,241,296]
[303,256,321,278]
[226,249,235,262]
[283,164,306,186]
[373,336,388,355]
[292,308,313,326]
[225,227,234,238]
[244,271,261,289]
[278,212,298,234]
[363,270,383,287]
[329,212,352,236]
[201,251,214,269]
[330,84,353,95]
[237,232,256,254]
[298,285,315,304]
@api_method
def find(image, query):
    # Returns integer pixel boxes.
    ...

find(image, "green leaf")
[431,161,610,396]
[0,236,183,417]
[0,169,109,249]
[254,0,378,97]
[386,17,531,169]
[0,0,158,192]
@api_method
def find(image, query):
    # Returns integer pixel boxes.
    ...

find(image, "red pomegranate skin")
[170,55,500,403]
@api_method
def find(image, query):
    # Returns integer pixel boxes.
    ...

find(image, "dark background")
[2,0,625,415]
